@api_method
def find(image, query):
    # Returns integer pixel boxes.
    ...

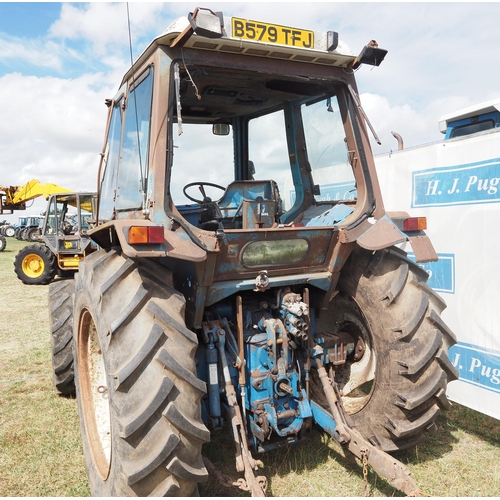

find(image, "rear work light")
[402,217,427,232]
[128,226,164,245]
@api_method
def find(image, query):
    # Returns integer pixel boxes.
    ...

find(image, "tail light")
[128,226,164,245]
[402,217,427,232]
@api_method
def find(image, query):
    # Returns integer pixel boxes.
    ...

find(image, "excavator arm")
[0,179,72,214]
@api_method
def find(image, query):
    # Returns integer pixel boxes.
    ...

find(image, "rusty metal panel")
[89,220,207,261]
[357,215,406,251]
[214,227,337,281]
[408,235,438,263]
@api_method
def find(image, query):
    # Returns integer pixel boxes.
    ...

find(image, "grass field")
[1,238,499,497]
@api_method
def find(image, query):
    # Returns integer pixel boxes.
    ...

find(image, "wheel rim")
[78,309,112,480]
[315,293,376,415]
[333,313,376,414]
[22,254,45,278]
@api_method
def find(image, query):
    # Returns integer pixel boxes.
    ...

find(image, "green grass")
[1,237,499,496]
[0,238,89,496]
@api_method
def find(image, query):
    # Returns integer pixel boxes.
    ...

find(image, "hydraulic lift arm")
[0,179,72,214]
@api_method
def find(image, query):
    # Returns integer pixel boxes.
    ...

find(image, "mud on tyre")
[73,248,209,496]
[313,246,458,453]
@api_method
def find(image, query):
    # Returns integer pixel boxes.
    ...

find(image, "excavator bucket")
[0,180,72,214]
[0,190,25,213]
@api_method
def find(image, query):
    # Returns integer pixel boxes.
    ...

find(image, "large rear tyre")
[314,246,458,453]
[49,279,75,396]
[14,243,57,285]
[0,235,6,252]
[73,248,209,496]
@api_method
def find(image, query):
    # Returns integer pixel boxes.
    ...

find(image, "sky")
[1,1,500,222]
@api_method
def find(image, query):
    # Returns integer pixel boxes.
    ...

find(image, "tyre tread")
[157,347,207,394]
[74,250,208,496]
[112,323,165,389]
[395,370,447,410]
[384,403,441,439]
[48,279,75,396]
[126,433,181,486]
[147,301,198,344]
[118,377,175,439]
[110,282,151,335]
[167,457,209,483]
[397,330,442,375]
[163,401,211,443]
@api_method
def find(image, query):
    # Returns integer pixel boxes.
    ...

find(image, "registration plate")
[231,17,314,49]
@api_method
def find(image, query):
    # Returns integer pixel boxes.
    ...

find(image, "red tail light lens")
[148,226,164,243]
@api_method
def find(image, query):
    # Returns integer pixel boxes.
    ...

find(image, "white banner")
[375,129,500,420]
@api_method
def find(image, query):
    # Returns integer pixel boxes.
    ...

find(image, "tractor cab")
[68,9,456,498]
[43,192,97,270]
[92,9,404,327]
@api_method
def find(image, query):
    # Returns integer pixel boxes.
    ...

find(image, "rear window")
[449,119,495,139]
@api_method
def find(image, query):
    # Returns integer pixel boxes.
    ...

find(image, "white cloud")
[48,3,129,52]
[360,93,429,153]
[0,71,114,197]
[48,2,171,57]
[0,35,65,71]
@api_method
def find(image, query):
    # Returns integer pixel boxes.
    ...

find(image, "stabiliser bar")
[313,357,423,496]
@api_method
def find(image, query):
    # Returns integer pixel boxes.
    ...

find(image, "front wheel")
[314,246,458,453]
[5,226,15,237]
[73,249,209,496]
[14,243,57,285]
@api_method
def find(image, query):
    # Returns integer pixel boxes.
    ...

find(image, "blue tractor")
[53,8,458,497]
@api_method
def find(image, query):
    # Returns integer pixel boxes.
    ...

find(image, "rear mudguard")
[357,214,437,263]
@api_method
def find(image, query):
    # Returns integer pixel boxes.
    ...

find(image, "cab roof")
[121,10,362,86]
[439,97,500,133]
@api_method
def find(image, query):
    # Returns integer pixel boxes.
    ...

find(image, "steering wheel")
[183,182,226,204]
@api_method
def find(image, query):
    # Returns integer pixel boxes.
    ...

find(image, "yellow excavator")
[0,179,73,253]
[0,179,72,214]
[0,180,97,285]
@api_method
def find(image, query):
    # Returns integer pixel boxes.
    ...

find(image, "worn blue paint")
[206,271,332,305]
[303,203,354,227]
[310,400,337,437]
[289,181,357,207]
[244,316,312,442]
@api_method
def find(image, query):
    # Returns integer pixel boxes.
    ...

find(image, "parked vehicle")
[14,192,97,285]
[0,179,72,252]
[52,9,457,496]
